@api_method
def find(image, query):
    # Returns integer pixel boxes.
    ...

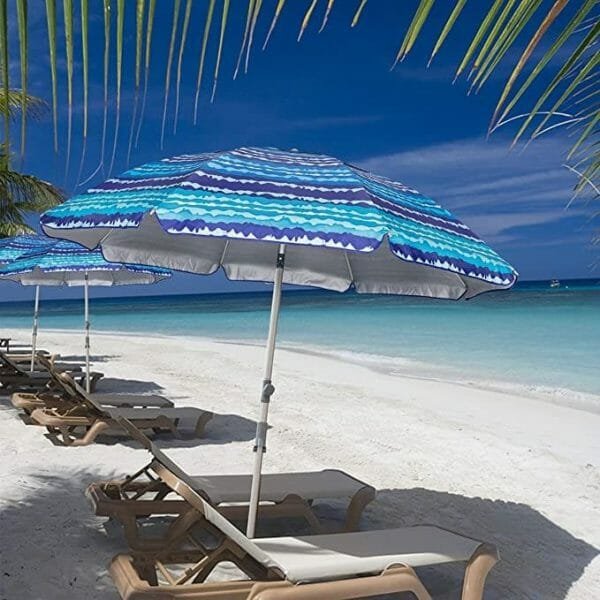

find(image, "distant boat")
[550,279,561,288]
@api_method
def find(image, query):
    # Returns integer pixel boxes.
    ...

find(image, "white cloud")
[357,135,588,244]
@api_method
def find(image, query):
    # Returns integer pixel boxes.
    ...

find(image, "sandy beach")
[0,328,598,599]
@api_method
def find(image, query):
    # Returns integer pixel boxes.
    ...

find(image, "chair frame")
[109,460,499,600]
[87,464,376,551]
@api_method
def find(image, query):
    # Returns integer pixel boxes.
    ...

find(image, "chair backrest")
[42,362,105,415]
[114,416,278,572]
[0,350,27,374]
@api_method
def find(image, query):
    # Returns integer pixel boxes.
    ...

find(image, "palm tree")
[0,89,64,238]
[1,1,598,206]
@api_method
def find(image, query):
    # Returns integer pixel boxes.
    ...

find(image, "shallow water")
[1,279,599,400]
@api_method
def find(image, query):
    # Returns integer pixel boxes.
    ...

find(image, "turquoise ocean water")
[1,279,599,403]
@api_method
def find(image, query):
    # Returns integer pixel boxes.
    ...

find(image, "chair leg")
[344,485,377,532]
[461,543,499,600]
[194,411,214,437]
[70,420,112,446]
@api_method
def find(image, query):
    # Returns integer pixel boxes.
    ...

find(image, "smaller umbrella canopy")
[0,234,55,264]
[0,237,170,388]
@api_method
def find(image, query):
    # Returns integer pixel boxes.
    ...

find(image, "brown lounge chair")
[109,419,498,600]
[29,377,213,446]
[12,368,174,415]
[86,424,375,550]
[0,350,100,393]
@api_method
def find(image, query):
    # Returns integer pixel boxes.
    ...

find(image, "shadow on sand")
[58,354,118,364]
[93,377,166,394]
[39,411,259,449]
[0,470,125,600]
[1,471,596,600]
[355,488,598,599]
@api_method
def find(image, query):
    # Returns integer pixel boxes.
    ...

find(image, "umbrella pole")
[84,272,91,393]
[30,285,40,372]
[246,243,286,538]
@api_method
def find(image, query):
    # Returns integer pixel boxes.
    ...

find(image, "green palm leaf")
[77,0,89,184]
[0,0,9,159]
[44,0,58,153]
[108,0,125,174]
[126,0,145,164]
[0,143,64,237]
[211,0,230,103]
[160,0,181,149]
[62,0,73,179]
[193,0,216,124]
[16,0,27,162]
[135,0,156,147]
[173,0,193,134]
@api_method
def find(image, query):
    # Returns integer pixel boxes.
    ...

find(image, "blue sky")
[3,1,596,301]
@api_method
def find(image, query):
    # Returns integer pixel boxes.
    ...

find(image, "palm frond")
[319,0,335,33]
[263,0,285,50]
[77,0,89,184]
[62,0,73,180]
[16,0,27,162]
[0,0,9,158]
[428,0,468,67]
[0,170,64,207]
[0,166,64,237]
[99,0,112,175]
[44,0,58,153]
[244,0,262,75]
[160,0,181,149]
[298,0,318,42]
[135,0,156,147]
[351,0,367,28]
[173,0,193,135]
[193,0,216,124]
[393,0,435,67]
[0,90,46,119]
[126,0,145,165]
[211,0,231,103]
[492,0,596,132]
[234,0,255,79]
[108,0,125,174]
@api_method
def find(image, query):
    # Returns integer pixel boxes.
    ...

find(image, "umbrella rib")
[344,250,355,287]
[219,240,230,268]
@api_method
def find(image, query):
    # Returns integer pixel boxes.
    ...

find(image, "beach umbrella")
[40,146,518,535]
[0,235,58,359]
[0,237,170,389]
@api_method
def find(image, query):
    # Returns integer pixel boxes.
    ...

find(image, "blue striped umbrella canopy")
[0,238,171,286]
[40,146,518,534]
[0,234,56,264]
[41,146,517,299]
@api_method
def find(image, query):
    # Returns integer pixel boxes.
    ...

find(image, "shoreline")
[6,325,600,415]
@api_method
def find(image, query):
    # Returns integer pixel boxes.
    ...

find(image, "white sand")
[0,328,598,599]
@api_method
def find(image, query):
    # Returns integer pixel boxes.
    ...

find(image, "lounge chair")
[0,350,99,393]
[108,419,498,600]
[29,378,213,446]
[11,369,174,414]
[86,424,375,550]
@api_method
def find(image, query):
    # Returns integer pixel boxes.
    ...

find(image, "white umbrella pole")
[84,272,91,393]
[30,285,40,372]
[246,243,286,538]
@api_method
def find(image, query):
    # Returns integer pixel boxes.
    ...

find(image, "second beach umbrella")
[41,146,518,535]
[0,238,170,389]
